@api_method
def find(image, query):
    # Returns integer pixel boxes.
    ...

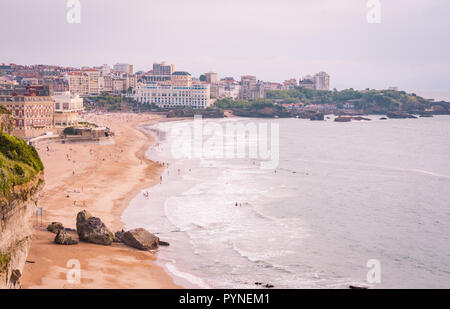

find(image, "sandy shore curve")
[21,112,181,289]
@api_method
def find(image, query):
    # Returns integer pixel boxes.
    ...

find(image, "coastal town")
[2,61,450,142]
[1,0,450,298]
[1,60,450,290]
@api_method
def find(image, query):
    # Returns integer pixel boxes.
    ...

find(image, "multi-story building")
[153,61,175,76]
[83,69,101,95]
[239,75,265,100]
[54,91,84,112]
[298,73,330,91]
[313,72,330,91]
[0,85,54,138]
[65,70,104,96]
[98,64,111,76]
[45,77,69,92]
[113,63,134,75]
[124,74,137,91]
[134,82,211,109]
[204,72,218,84]
[299,75,315,90]
[141,74,172,85]
[53,91,84,127]
[211,78,241,100]
[20,77,41,85]
[64,72,89,96]
[102,74,137,93]
[0,64,13,75]
[171,71,192,87]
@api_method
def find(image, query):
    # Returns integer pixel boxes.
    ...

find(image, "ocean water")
[122,115,450,289]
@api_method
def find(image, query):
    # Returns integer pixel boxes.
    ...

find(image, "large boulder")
[54,230,78,245]
[386,111,417,119]
[47,222,64,234]
[121,228,159,250]
[76,210,114,245]
[309,112,324,121]
[76,210,91,231]
[334,116,352,122]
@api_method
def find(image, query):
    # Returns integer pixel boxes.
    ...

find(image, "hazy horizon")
[1,0,449,100]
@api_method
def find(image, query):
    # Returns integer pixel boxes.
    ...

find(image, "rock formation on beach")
[47,222,64,234]
[54,230,78,245]
[76,210,114,245]
[121,228,160,250]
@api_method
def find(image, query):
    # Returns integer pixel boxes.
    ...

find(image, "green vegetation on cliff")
[0,253,11,273]
[214,98,283,110]
[85,93,140,112]
[0,132,44,196]
[265,87,430,112]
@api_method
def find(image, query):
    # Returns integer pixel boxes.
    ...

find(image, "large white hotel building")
[133,71,211,109]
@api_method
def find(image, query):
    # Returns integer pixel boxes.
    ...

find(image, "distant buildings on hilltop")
[0,60,333,138]
[298,72,330,91]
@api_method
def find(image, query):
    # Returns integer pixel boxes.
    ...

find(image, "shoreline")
[123,119,212,289]
[21,112,184,289]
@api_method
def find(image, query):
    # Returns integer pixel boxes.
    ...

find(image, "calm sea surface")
[122,115,450,288]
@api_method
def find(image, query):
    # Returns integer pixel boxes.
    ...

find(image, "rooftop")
[172,71,191,76]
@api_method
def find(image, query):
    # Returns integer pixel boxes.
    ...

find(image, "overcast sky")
[1,0,449,99]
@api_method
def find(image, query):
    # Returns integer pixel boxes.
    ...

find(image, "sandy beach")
[21,112,181,289]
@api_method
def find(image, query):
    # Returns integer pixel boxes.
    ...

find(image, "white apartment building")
[53,91,84,127]
[313,72,330,91]
[54,91,84,112]
[134,83,211,109]
[298,73,330,91]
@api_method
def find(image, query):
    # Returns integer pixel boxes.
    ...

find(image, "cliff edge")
[0,131,44,289]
